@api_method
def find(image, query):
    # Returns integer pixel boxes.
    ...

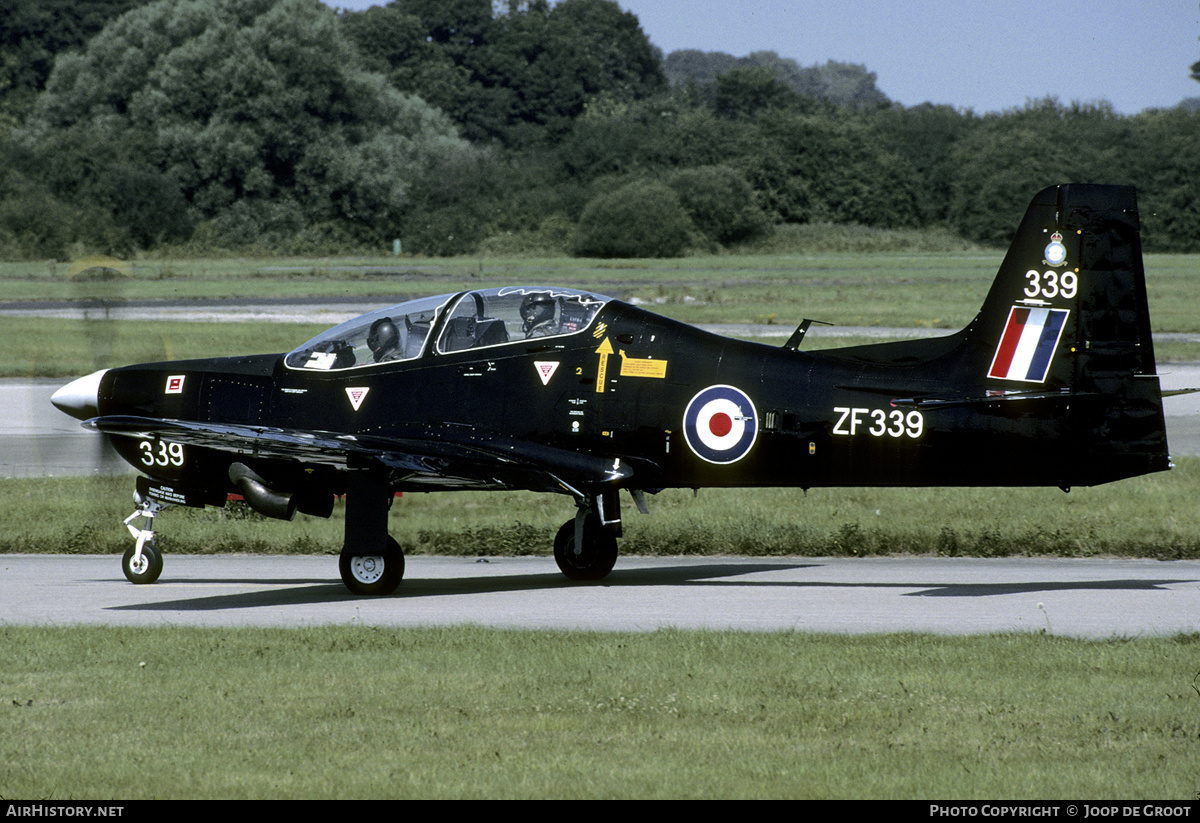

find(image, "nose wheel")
[121,499,167,584]
[122,540,163,584]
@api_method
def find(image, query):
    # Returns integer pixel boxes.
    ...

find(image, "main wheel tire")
[554,515,618,581]
[340,535,405,596]
[122,541,163,585]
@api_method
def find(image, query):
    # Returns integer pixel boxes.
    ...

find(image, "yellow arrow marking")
[595,337,614,393]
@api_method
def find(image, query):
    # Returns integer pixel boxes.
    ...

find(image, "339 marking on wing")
[140,440,185,468]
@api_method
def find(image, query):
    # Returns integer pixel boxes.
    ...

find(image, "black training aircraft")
[52,184,1175,595]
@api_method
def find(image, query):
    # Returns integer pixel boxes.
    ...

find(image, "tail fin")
[966,184,1168,483]
[842,184,1170,486]
[969,183,1156,388]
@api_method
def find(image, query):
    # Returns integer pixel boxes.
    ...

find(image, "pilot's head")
[520,293,555,330]
[367,317,399,360]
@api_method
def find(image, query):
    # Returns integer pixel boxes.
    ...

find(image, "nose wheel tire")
[554,515,618,581]
[122,541,163,585]
[340,536,405,596]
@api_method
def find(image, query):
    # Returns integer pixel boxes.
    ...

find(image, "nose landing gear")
[122,498,167,584]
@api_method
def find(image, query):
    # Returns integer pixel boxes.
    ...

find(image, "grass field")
[4,251,1200,377]
[2,626,1198,799]
[6,457,1200,560]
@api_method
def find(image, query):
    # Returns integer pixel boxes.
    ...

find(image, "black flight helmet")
[367,317,399,360]
[520,292,555,330]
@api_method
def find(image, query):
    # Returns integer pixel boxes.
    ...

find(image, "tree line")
[0,0,1197,260]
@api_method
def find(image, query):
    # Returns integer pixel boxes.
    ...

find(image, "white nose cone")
[51,369,108,420]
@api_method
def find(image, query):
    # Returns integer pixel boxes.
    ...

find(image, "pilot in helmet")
[367,317,402,362]
[520,292,558,338]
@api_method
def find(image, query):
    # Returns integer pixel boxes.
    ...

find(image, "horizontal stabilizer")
[890,388,1078,410]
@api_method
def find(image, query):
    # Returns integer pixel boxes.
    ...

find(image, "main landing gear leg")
[121,498,167,584]
[339,467,404,596]
[554,490,620,581]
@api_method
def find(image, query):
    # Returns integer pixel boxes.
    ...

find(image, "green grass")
[5,251,1199,377]
[8,458,1200,559]
[2,251,1195,316]
[6,316,330,377]
[1,626,1197,799]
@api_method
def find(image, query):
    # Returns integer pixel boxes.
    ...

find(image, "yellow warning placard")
[619,357,668,378]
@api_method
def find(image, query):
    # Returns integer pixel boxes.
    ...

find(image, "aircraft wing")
[86,415,635,496]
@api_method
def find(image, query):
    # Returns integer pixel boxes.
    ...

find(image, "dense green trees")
[340,0,665,145]
[0,0,154,130]
[0,0,1197,259]
[9,0,474,254]
[665,49,889,109]
[573,179,692,258]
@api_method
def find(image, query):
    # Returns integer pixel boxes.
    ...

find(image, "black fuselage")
[96,298,1168,501]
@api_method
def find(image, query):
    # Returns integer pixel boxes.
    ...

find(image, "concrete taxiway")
[2,554,1198,637]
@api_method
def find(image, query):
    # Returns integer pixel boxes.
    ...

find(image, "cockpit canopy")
[285,287,610,371]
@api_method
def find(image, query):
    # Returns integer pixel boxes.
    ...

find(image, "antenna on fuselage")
[783,319,833,351]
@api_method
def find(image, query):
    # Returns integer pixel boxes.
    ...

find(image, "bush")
[666,164,770,246]
[98,164,194,249]
[477,214,577,256]
[0,173,122,259]
[402,201,496,257]
[572,179,695,258]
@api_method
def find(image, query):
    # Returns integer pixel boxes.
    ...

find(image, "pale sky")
[325,0,1200,114]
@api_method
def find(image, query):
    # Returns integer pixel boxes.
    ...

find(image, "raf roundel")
[683,385,759,464]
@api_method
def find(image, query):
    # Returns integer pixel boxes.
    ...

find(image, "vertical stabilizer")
[967,184,1156,388]
[964,184,1167,483]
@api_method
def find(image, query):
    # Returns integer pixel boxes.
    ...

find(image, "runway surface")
[3,554,1199,637]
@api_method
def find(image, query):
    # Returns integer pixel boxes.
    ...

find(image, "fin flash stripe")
[989,307,1069,383]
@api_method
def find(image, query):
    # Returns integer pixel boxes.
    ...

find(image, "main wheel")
[122,541,163,585]
[340,535,405,596]
[554,515,618,581]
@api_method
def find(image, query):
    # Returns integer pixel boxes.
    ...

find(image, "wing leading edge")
[86,415,635,497]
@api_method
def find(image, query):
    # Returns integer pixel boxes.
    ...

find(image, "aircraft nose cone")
[51,369,108,420]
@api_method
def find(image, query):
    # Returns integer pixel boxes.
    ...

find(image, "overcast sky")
[325,0,1200,114]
